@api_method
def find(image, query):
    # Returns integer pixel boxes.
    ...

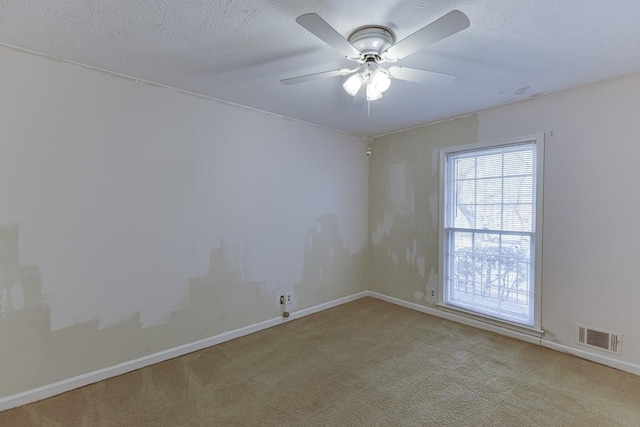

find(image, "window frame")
[438,134,545,332]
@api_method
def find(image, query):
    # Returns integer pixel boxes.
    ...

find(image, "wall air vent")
[577,325,622,355]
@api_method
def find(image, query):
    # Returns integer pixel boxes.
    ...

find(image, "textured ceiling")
[2,0,640,136]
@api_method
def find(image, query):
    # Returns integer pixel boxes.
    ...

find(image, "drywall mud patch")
[371,212,394,246]
[0,231,273,398]
[0,215,367,399]
[404,240,426,279]
[389,163,415,214]
[0,224,52,396]
[181,239,273,334]
[368,114,478,303]
[428,191,439,231]
[297,215,367,305]
[0,225,43,318]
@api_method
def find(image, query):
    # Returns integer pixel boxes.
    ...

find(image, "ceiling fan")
[280,10,470,101]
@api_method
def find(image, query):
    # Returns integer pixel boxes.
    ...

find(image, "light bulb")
[366,69,391,101]
[343,73,364,96]
[370,69,391,93]
[366,82,382,101]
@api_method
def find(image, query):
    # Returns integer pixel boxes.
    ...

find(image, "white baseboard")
[4,290,637,412]
[366,291,541,345]
[540,339,640,376]
[366,291,640,376]
[0,291,369,412]
[287,291,368,321]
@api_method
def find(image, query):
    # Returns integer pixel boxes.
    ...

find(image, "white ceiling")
[2,0,640,136]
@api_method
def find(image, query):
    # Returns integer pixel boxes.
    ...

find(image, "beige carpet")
[2,297,640,426]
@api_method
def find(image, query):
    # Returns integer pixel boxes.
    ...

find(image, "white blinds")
[447,143,536,233]
[444,141,537,326]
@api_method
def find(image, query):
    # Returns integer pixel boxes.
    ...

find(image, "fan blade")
[280,69,348,85]
[296,13,362,59]
[388,66,456,87]
[384,10,470,60]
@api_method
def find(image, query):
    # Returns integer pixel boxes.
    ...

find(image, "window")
[440,135,543,328]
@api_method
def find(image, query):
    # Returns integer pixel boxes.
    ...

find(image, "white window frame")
[438,134,544,332]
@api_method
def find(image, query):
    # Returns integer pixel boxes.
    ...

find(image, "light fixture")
[366,69,391,101]
[365,81,383,101]
[342,73,365,96]
[369,69,391,93]
[342,64,392,101]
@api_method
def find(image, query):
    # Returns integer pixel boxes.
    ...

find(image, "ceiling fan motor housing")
[348,27,395,57]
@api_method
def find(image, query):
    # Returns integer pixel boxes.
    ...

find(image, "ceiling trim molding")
[0,41,368,141]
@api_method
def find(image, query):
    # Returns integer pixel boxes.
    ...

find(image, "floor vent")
[577,325,621,354]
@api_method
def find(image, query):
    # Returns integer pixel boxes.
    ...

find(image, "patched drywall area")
[368,115,478,304]
[369,73,640,368]
[0,46,368,397]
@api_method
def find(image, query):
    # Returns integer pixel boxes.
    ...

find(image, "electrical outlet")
[285,292,294,304]
[429,288,436,300]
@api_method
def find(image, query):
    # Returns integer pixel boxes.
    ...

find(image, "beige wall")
[369,74,640,367]
[0,46,369,397]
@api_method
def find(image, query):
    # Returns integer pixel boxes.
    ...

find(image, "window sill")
[435,302,543,337]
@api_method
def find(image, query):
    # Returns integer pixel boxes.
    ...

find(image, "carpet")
[2,297,639,426]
